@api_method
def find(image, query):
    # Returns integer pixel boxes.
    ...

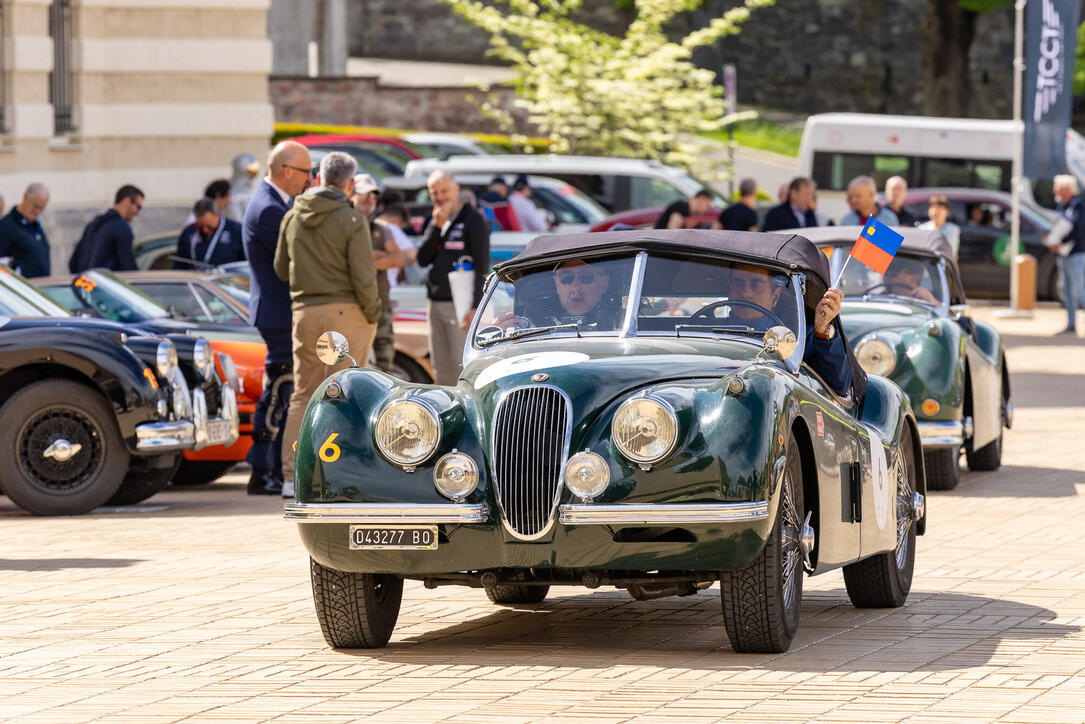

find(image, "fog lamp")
[433,450,479,501]
[564,451,611,501]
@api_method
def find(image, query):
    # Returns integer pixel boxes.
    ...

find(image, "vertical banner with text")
[1024,0,1081,178]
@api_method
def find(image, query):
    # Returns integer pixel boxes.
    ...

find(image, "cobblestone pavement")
[2,305,1084,723]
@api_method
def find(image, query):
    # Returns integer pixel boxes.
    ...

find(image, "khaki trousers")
[427,300,467,386]
[281,302,376,482]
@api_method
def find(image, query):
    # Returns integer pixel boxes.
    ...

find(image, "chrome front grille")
[491,385,571,539]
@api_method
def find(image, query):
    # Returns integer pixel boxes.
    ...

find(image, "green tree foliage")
[440,0,774,177]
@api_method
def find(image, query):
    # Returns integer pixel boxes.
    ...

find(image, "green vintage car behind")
[285,230,927,654]
[798,227,1011,491]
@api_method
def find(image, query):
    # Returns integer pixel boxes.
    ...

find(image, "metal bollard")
[1010,253,1037,312]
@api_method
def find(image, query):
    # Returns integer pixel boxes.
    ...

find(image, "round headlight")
[855,336,897,376]
[156,341,178,378]
[564,451,611,501]
[611,395,679,465]
[433,451,479,500]
[375,399,440,467]
[192,339,213,381]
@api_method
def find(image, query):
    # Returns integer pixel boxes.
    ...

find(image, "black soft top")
[498,229,832,297]
[797,226,955,260]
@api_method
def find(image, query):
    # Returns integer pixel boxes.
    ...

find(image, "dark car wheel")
[106,452,182,506]
[843,431,918,608]
[173,460,236,486]
[389,352,433,384]
[720,438,804,654]
[310,557,403,648]
[0,380,129,516]
[923,445,960,490]
[485,584,550,604]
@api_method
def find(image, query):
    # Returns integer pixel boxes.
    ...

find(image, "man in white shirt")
[508,176,549,232]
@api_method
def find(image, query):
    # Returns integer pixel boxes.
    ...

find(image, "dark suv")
[902,188,1060,300]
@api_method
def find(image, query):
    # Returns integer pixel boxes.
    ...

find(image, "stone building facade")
[341,0,1015,120]
[0,0,274,272]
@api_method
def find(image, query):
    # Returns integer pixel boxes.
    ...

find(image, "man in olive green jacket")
[274,151,381,496]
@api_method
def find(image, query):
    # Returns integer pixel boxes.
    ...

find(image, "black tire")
[923,445,960,490]
[843,430,918,608]
[310,557,403,648]
[720,438,804,654]
[485,584,550,604]
[390,352,433,384]
[106,452,182,506]
[173,459,236,486]
[0,379,129,516]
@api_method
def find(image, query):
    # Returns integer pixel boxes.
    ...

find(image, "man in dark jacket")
[174,197,245,269]
[418,170,490,385]
[761,177,818,231]
[241,140,311,495]
[69,185,143,272]
[0,183,51,277]
[274,151,381,498]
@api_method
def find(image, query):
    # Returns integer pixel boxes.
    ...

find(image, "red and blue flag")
[849,217,904,275]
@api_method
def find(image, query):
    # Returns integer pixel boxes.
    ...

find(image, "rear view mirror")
[762,326,798,360]
[315,330,356,367]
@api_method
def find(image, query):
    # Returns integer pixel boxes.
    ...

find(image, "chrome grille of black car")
[492,386,571,538]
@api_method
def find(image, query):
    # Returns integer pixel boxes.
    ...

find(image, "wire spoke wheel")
[780,469,803,611]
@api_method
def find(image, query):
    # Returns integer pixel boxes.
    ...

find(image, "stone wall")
[340,0,1015,119]
[269,76,534,134]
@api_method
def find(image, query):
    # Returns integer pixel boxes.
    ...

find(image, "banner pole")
[1000,0,1032,319]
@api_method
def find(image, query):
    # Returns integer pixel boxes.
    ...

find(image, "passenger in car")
[729,264,852,397]
[882,258,939,304]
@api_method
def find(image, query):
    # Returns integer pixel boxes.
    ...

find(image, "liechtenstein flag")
[849,217,905,275]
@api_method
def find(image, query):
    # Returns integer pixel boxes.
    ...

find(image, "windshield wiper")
[674,323,757,337]
[477,323,581,347]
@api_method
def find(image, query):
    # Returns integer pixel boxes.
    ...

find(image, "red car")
[590,206,723,232]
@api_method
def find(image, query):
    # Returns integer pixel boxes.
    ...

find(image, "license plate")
[206,419,233,445]
[349,525,438,550]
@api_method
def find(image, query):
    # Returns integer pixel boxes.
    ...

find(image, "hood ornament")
[531,372,550,382]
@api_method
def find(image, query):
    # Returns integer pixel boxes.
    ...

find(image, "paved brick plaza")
[2,305,1084,723]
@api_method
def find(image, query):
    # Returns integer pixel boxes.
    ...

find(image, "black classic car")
[287,230,927,654]
[0,271,236,515]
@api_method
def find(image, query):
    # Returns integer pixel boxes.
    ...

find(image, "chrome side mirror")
[315,330,357,367]
[761,326,798,360]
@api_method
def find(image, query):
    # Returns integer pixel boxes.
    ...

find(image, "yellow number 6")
[319,433,341,463]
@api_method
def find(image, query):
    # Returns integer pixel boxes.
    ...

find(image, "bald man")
[242,140,312,496]
[0,183,51,277]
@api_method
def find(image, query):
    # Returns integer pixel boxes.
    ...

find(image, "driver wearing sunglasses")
[492,260,620,331]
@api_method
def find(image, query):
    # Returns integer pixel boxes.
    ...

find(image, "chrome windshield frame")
[465,254,807,370]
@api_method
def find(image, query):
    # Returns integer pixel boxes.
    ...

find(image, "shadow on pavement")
[1008,371,1085,408]
[331,590,1078,672]
[0,558,144,571]
[947,465,1083,498]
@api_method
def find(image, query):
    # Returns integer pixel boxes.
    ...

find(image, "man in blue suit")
[174,197,245,269]
[242,140,312,495]
[761,177,819,232]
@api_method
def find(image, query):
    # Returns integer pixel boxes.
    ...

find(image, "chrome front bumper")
[135,387,239,452]
[917,416,973,447]
[284,500,769,525]
[285,502,489,523]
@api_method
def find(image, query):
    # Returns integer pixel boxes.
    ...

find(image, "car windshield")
[0,270,71,317]
[830,249,945,307]
[474,253,803,347]
[43,270,171,323]
[210,272,251,307]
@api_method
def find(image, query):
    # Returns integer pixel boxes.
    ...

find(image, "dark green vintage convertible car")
[799,227,1011,491]
[285,230,927,654]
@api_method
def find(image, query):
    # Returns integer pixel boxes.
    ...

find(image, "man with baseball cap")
[351,173,404,373]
